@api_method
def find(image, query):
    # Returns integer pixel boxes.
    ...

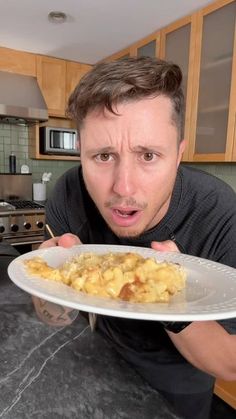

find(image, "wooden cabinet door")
[214,379,236,409]
[66,61,92,106]
[232,113,236,160]
[36,55,66,117]
[105,31,160,61]
[0,46,36,76]
[105,47,133,62]
[160,15,197,161]
[134,32,161,58]
[188,0,236,162]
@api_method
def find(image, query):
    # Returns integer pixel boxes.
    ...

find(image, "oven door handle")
[10,239,44,246]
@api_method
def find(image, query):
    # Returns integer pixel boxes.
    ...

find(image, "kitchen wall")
[0,123,77,197]
[1,122,236,197]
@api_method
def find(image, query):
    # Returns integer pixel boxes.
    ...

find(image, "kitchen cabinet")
[133,32,161,58]
[30,60,92,160]
[105,46,135,61]
[214,379,236,409]
[105,31,160,61]
[160,0,236,162]
[36,56,92,119]
[160,15,197,161]
[66,61,92,105]
[36,55,66,117]
[104,0,236,162]
[0,46,92,119]
[0,46,36,76]
[187,0,236,162]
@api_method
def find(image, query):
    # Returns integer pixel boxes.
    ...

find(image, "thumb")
[58,233,82,248]
[151,240,179,253]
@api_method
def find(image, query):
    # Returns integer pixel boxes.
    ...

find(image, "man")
[33,57,236,419]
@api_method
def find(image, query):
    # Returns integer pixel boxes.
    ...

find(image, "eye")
[95,153,113,162]
[142,152,156,162]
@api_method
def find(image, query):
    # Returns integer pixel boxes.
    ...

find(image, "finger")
[151,240,179,253]
[39,237,60,248]
[58,233,82,248]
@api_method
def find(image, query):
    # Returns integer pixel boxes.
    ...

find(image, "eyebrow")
[131,145,165,152]
[86,145,165,154]
[85,146,115,154]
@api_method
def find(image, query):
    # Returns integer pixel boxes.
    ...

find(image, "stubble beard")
[83,175,172,239]
[103,208,161,239]
[108,225,144,239]
[104,195,172,239]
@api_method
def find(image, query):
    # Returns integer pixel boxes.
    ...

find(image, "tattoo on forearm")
[41,309,54,320]
[36,298,79,324]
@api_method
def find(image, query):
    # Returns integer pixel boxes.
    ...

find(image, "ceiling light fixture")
[48,11,67,24]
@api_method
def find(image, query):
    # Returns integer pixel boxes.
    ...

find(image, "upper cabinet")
[105,31,161,61]
[36,55,66,117]
[188,0,236,162]
[133,32,161,58]
[104,0,236,162]
[160,15,197,161]
[36,56,92,118]
[1,0,235,162]
[0,46,36,76]
[105,46,134,61]
[66,61,92,105]
[160,0,236,162]
[0,46,92,124]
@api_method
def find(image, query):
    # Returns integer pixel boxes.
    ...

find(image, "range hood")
[0,71,48,125]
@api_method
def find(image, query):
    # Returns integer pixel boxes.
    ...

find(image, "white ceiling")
[0,0,214,64]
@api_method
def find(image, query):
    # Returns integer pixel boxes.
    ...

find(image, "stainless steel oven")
[0,200,45,253]
[0,174,45,254]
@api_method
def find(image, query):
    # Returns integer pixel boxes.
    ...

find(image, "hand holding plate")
[151,240,180,253]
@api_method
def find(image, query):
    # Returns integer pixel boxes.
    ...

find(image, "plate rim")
[7,244,236,321]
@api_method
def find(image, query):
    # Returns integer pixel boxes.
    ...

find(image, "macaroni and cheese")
[25,252,186,303]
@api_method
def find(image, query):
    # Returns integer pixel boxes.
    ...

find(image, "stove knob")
[0,225,5,233]
[11,224,19,233]
[36,221,44,229]
[24,222,31,230]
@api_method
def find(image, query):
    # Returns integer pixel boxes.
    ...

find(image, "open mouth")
[114,209,138,217]
[110,207,142,227]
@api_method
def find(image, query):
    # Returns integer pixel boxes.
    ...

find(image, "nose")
[112,161,137,197]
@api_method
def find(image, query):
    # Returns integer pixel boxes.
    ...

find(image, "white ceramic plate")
[8,244,236,321]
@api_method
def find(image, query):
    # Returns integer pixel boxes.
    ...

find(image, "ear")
[177,139,186,166]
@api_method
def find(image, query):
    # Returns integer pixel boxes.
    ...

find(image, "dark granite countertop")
[0,278,180,419]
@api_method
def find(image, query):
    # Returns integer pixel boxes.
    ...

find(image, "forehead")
[82,95,174,130]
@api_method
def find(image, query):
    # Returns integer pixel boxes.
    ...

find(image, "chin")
[110,226,144,239]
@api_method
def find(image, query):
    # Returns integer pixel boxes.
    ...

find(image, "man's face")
[80,96,185,238]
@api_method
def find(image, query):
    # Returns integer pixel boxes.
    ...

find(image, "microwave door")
[64,133,74,149]
[72,135,77,149]
[50,131,63,149]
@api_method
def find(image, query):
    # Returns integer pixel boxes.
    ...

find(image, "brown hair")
[67,56,185,141]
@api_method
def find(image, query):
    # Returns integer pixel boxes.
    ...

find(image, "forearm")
[167,321,236,381]
[32,296,79,326]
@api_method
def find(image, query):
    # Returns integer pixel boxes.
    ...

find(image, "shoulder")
[45,165,88,235]
[49,165,86,206]
[173,166,236,267]
[53,165,81,192]
[179,165,236,204]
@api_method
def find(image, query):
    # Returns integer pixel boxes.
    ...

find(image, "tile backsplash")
[1,123,236,199]
[0,123,78,197]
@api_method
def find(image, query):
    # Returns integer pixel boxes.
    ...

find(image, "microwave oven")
[39,126,79,156]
